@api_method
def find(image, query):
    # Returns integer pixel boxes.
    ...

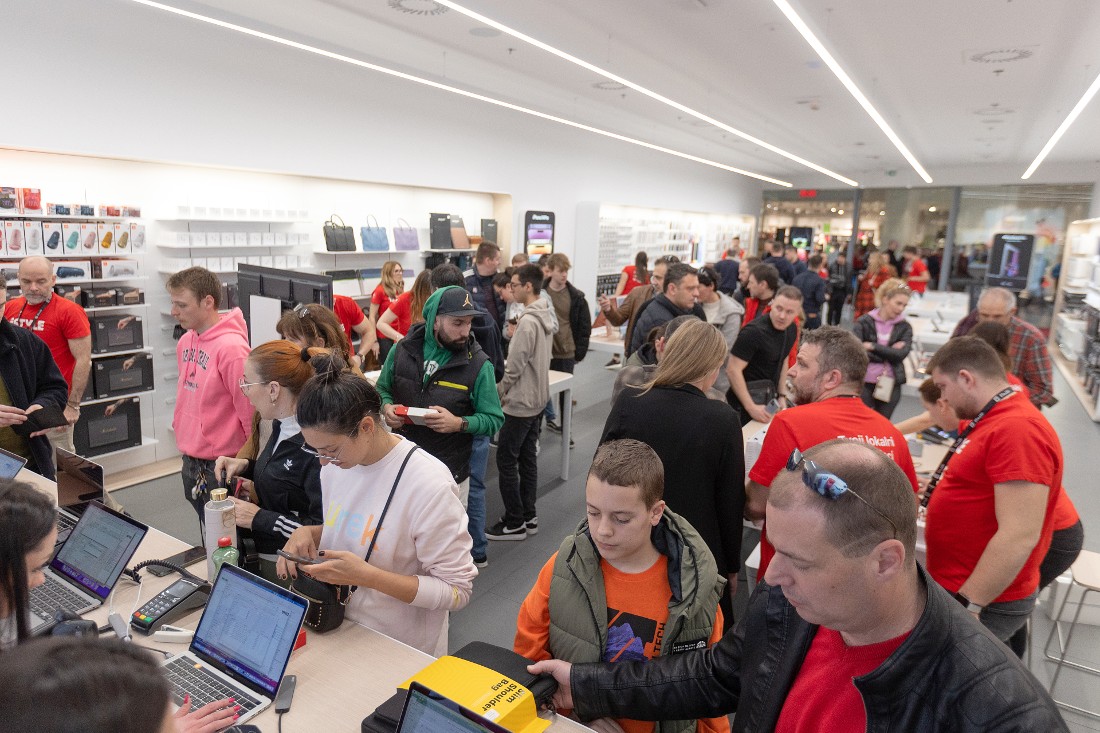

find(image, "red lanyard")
[920,386,1017,508]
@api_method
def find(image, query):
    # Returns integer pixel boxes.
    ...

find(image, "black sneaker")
[473,555,489,568]
[546,419,562,433]
[524,517,539,535]
[486,520,527,541]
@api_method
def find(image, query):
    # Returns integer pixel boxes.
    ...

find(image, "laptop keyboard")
[57,512,76,534]
[165,657,262,712]
[29,576,91,617]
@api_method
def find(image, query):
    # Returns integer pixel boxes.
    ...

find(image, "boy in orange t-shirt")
[514,439,728,733]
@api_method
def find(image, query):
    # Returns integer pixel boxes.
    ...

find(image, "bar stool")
[1043,549,1100,719]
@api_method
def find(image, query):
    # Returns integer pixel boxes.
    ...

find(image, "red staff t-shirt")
[331,294,366,352]
[775,627,910,733]
[906,257,929,294]
[383,291,415,338]
[4,295,90,388]
[926,391,1062,602]
[749,397,919,579]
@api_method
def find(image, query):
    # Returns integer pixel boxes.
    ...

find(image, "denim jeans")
[496,414,541,527]
[979,589,1039,643]
[467,434,489,560]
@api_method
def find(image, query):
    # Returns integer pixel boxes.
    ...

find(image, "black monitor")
[237,264,333,342]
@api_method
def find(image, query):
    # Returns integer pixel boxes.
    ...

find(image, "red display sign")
[798,190,818,198]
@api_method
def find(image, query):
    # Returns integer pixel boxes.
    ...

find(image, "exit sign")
[799,189,818,198]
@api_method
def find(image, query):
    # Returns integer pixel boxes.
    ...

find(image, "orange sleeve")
[513,553,557,663]
[696,604,731,733]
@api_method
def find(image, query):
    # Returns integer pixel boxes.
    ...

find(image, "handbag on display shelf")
[392,218,420,251]
[450,215,471,249]
[323,214,355,252]
[360,215,390,252]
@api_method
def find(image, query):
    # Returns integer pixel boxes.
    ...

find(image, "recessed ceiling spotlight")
[830,207,837,213]
[592,81,628,91]
[838,209,844,215]
[928,206,937,212]
[969,49,1033,64]
[388,0,448,15]
[469,26,500,37]
[879,210,886,216]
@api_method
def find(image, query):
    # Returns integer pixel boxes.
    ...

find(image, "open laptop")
[0,446,28,479]
[55,448,106,538]
[161,564,308,724]
[28,500,148,634]
[397,682,511,733]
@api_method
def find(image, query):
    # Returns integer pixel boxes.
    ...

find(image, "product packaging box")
[20,189,42,213]
[53,284,83,303]
[205,232,220,248]
[231,232,245,247]
[274,255,287,269]
[117,287,145,305]
[122,206,141,218]
[247,232,261,247]
[113,223,129,253]
[3,220,25,256]
[274,232,287,247]
[188,233,203,248]
[260,256,274,268]
[22,222,43,254]
[261,232,274,247]
[191,257,207,269]
[129,224,146,252]
[100,259,140,278]
[97,223,113,253]
[82,287,120,308]
[221,257,236,272]
[175,232,191,248]
[45,203,71,216]
[55,260,92,281]
[218,232,232,247]
[79,223,98,252]
[97,205,122,218]
[61,222,81,252]
[0,188,19,213]
[42,221,63,253]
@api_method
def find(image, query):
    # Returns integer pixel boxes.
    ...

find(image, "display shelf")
[1053,353,1100,422]
[81,388,155,406]
[419,248,473,256]
[90,347,152,361]
[7,275,147,287]
[86,436,159,460]
[0,251,147,259]
[158,242,296,250]
[312,248,419,256]
[85,304,148,314]
[157,216,308,223]
[0,213,135,222]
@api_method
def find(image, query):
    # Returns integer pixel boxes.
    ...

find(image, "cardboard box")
[53,284,83,303]
[0,188,19,213]
[113,223,129,253]
[22,221,43,254]
[3,220,25,257]
[79,223,98,252]
[261,232,274,247]
[274,232,287,246]
[205,232,220,248]
[20,189,41,213]
[44,203,71,216]
[221,232,235,247]
[233,232,247,247]
[248,232,261,247]
[97,205,122,217]
[42,222,63,253]
[55,260,92,281]
[274,255,287,269]
[117,286,145,305]
[82,287,120,308]
[61,222,81,252]
[97,222,113,253]
[129,224,146,252]
[99,259,140,278]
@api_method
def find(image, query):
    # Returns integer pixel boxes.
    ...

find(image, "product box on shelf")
[248,232,261,247]
[82,287,120,308]
[61,222,81,252]
[122,206,141,218]
[113,223,130,253]
[129,223,146,252]
[96,222,112,253]
[91,314,143,354]
[20,189,41,213]
[74,396,142,457]
[92,258,140,279]
[97,205,122,218]
[274,232,287,247]
[22,222,43,254]
[79,223,98,252]
[3,220,25,257]
[0,188,19,213]
[117,286,145,305]
[261,232,274,247]
[326,269,361,297]
[274,255,287,269]
[56,260,92,281]
[206,232,220,247]
[75,205,95,217]
[0,262,17,286]
[44,203,71,216]
[53,284,83,304]
[91,352,154,400]
[220,232,234,247]
[42,221,63,253]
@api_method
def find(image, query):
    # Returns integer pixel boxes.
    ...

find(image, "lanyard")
[15,297,51,331]
[920,386,1017,508]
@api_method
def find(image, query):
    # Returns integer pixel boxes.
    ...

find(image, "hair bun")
[300,347,312,363]
[308,350,348,384]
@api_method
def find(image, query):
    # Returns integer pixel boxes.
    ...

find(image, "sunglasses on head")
[785,448,898,539]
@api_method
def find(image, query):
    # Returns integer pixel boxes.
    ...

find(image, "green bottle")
[211,536,240,575]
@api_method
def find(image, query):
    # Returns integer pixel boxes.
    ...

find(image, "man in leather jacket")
[531,440,1066,732]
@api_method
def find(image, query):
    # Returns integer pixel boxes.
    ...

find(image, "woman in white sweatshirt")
[276,352,476,655]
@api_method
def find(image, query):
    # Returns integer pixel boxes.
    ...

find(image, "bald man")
[950,287,1054,408]
[4,256,92,453]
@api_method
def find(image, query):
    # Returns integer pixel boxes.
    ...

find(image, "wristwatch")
[459,417,469,432]
[953,591,985,614]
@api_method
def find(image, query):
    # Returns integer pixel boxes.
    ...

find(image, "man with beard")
[377,285,504,508]
[744,327,918,579]
[4,256,91,454]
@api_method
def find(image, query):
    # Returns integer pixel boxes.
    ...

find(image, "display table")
[21,467,585,732]
[587,332,624,355]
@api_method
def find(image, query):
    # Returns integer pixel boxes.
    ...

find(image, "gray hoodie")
[497,297,555,417]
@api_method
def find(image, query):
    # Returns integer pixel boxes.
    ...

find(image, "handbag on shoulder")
[323,214,355,251]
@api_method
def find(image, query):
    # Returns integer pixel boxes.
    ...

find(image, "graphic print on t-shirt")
[604,608,662,663]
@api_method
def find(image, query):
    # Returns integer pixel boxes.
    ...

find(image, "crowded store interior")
[3,0,1100,731]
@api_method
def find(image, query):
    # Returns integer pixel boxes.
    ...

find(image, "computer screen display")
[52,502,147,599]
[0,447,27,479]
[55,448,104,509]
[398,684,510,733]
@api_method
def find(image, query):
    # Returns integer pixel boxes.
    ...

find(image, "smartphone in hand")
[276,549,329,565]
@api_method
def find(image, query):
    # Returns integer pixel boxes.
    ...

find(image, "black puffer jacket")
[853,314,914,386]
[571,565,1066,732]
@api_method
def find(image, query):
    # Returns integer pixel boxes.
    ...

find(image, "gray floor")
[116,357,1100,730]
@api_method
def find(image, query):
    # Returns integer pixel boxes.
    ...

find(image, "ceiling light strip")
[126,0,790,187]
[769,0,933,184]
[434,0,857,187]
[1021,68,1100,179]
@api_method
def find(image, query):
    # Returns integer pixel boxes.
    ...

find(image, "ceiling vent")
[592,81,628,91]
[974,107,1015,116]
[388,0,449,16]
[968,48,1033,64]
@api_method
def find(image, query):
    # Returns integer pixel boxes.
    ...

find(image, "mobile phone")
[765,398,782,415]
[277,549,328,565]
[11,404,69,437]
[148,545,206,577]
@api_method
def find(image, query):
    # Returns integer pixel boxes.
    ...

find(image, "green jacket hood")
[421,286,460,351]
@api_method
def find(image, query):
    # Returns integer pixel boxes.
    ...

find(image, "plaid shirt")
[953,312,1054,407]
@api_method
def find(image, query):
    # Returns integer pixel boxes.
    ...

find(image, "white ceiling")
[165,0,1100,188]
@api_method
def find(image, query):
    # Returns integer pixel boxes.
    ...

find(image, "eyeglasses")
[238,376,267,394]
[300,436,352,465]
[785,449,898,539]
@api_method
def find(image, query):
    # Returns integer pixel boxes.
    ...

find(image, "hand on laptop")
[174,693,240,733]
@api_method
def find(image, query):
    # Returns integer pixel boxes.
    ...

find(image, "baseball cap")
[436,287,481,319]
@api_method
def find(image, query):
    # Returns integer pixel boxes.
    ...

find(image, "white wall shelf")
[85,304,148,314]
[81,388,155,406]
[0,251,147,259]
[158,242,296,250]
[88,436,159,459]
[0,214,135,222]
[8,276,147,287]
[312,248,419,256]
[91,347,153,360]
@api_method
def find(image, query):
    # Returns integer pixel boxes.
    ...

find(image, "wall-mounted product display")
[88,352,155,401]
[1050,217,1100,421]
[74,396,143,458]
[524,211,555,258]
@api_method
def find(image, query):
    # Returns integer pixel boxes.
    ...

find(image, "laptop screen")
[55,448,105,510]
[0,447,27,479]
[398,683,511,733]
[191,565,308,697]
[51,501,147,600]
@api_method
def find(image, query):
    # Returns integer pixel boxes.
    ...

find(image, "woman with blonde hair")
[600,318,745,630]
[377,269,432,346]
[853,278,913,418]
[369,261,405,362]
[853,251,896,318]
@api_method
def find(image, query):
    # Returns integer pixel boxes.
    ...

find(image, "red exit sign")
[799,189,818,198]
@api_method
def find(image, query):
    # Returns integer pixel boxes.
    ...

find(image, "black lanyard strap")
[920,386,1017,508]
[15,297,51,332]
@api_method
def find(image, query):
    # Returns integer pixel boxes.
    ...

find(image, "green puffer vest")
[548,509,726,733]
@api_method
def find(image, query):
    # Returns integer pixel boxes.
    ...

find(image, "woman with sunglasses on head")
[853,278,913,419]
[276,351,476,655]
[214,341,327,584]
